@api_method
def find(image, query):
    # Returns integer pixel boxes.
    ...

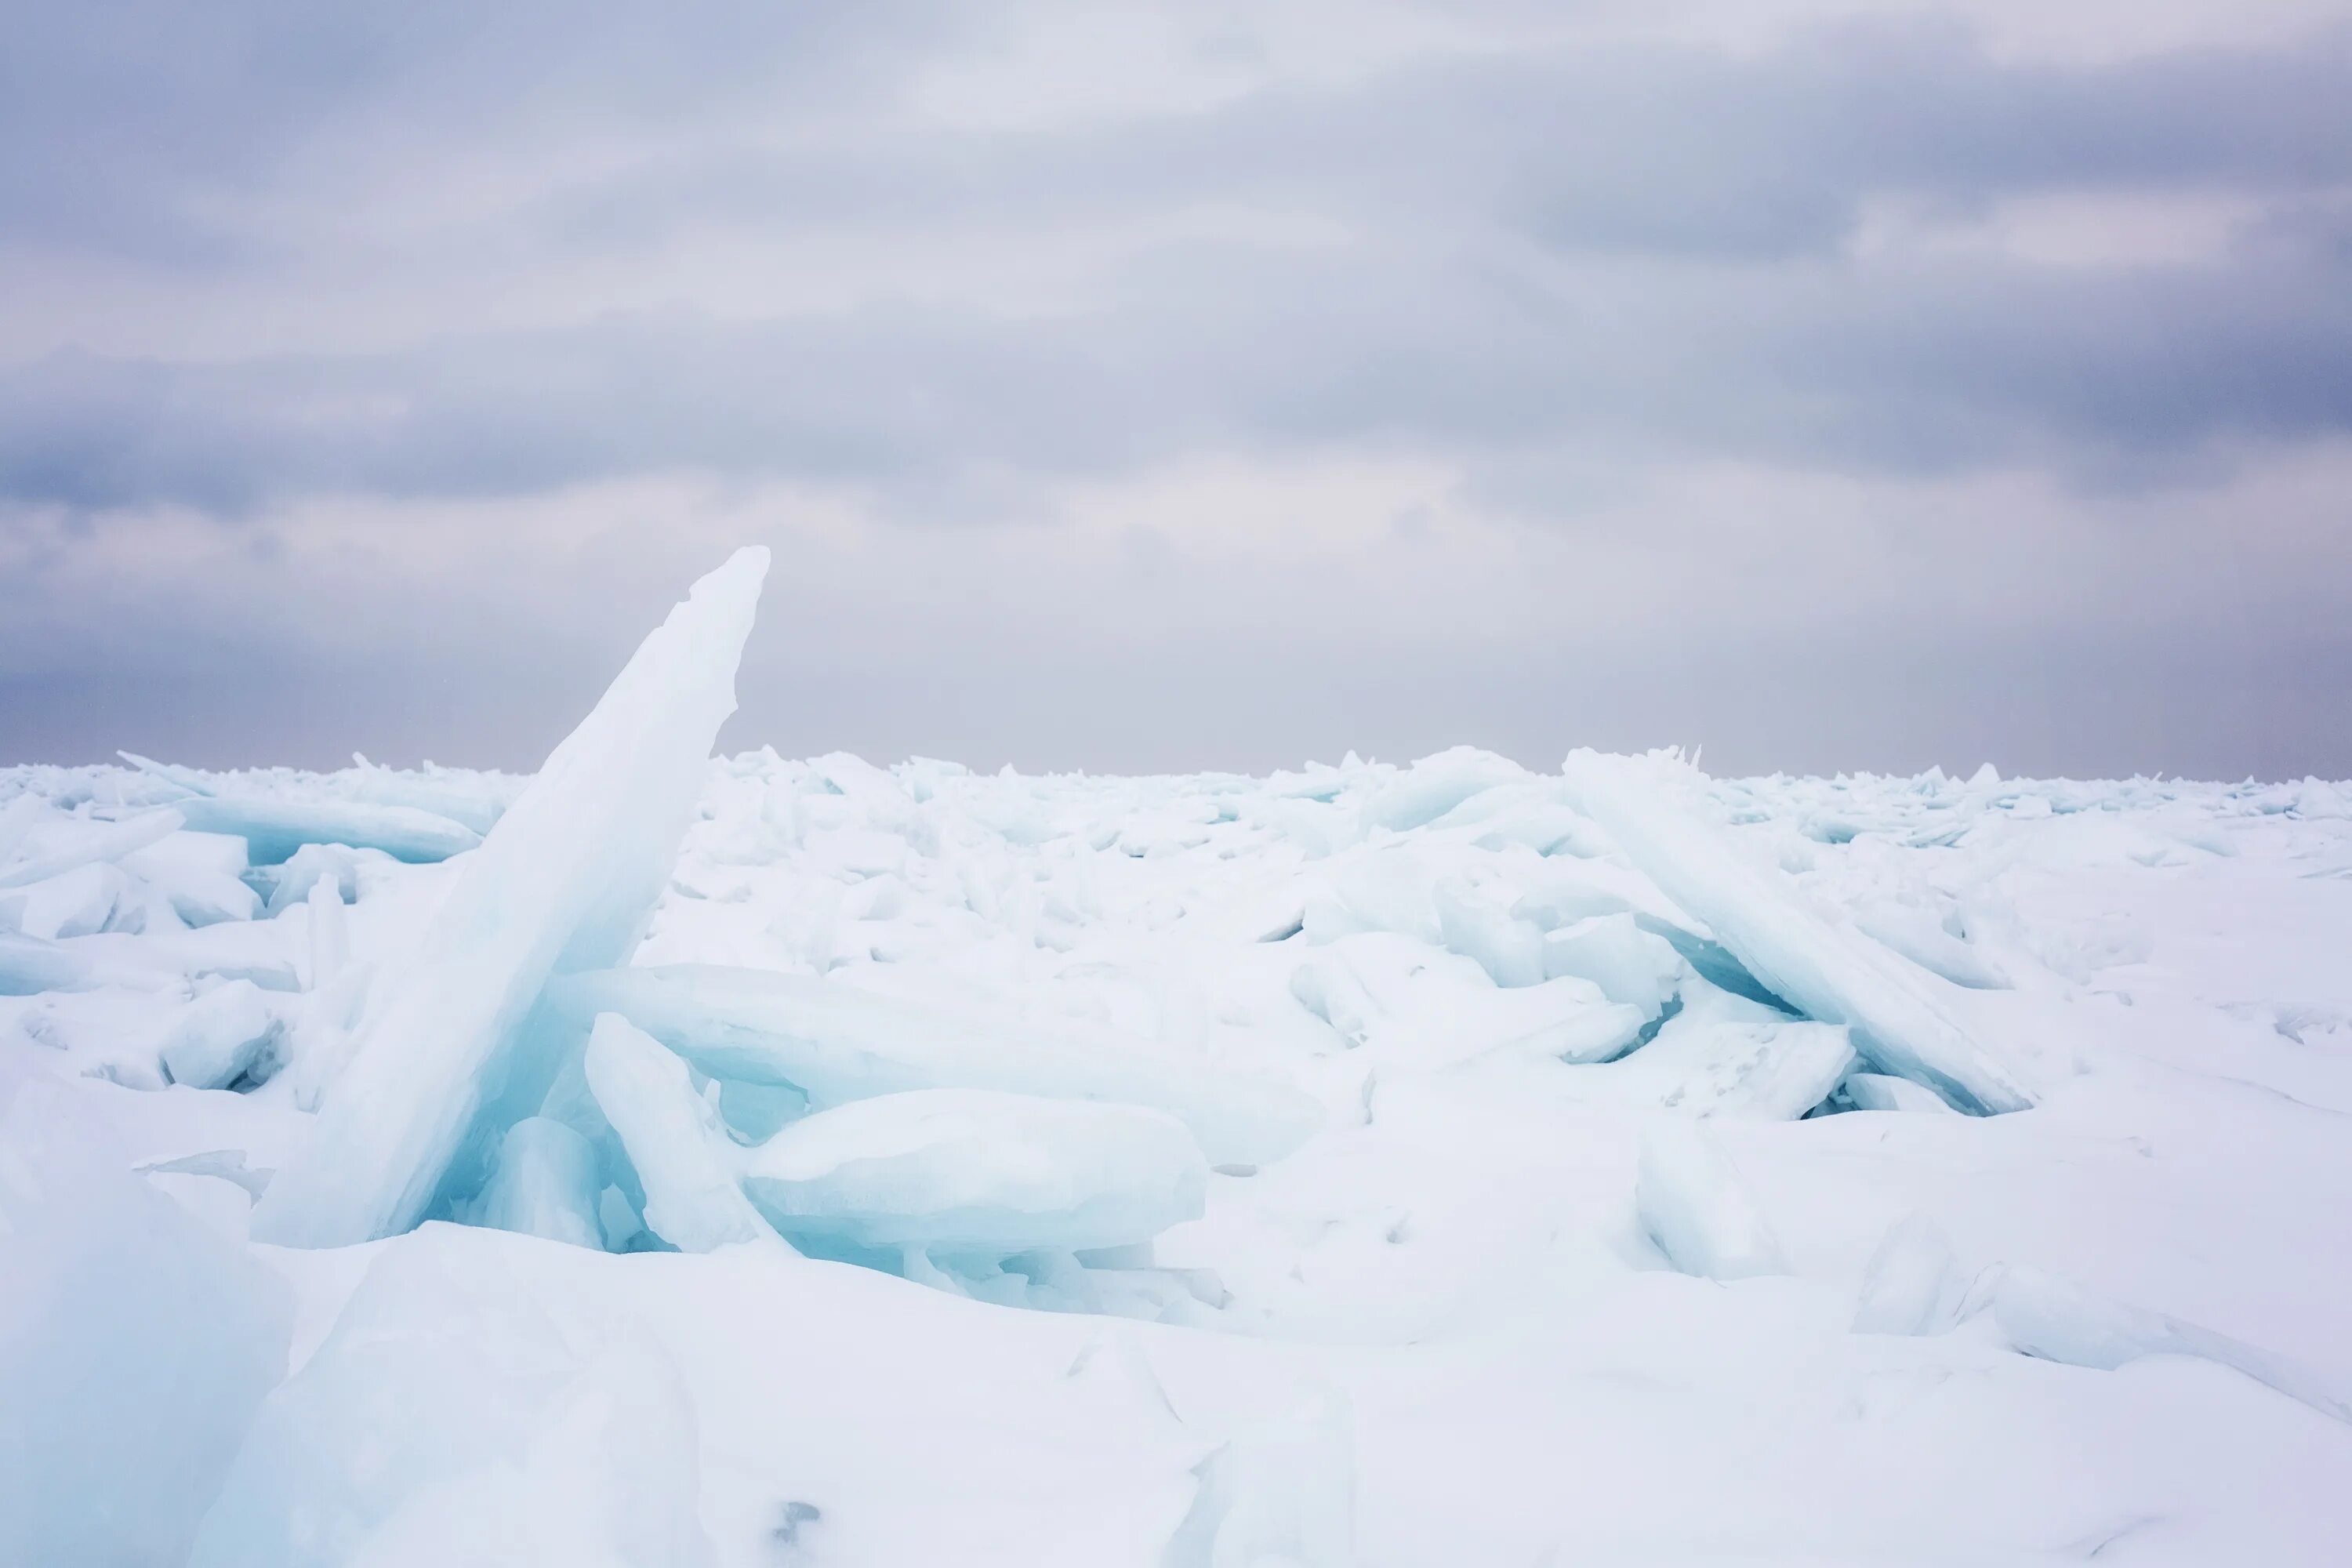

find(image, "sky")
[2,0,2349,781]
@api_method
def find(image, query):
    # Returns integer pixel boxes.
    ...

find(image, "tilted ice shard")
[1563,750,2035,1115]
[1359,746,1526,833]
[339,756,514,835]
[172,796,481,866]
[583,1013,779,1254]
[548,964,1322,1168]
[0,807,184,889]
[1840,1070,1958,1114]
[741,1087,1208,1254]
[1635,1118,1788,1280]
[250,547,769,1247]
[471,1116,605,1250]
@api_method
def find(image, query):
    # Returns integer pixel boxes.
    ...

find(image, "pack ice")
[5,556,2352,1564]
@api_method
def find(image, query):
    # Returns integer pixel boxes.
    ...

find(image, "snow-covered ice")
[6,565,2352,1563]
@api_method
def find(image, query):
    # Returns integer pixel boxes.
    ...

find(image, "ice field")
[5,548,2350,1566]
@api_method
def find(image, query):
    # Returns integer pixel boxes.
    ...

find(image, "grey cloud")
[527,22,2352,262]
[0,0,965,259]
[5,229,2348,513]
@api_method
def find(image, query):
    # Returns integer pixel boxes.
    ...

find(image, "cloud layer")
[4,1,2349,777]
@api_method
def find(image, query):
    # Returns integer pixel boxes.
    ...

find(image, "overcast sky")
[3,0,2348,779]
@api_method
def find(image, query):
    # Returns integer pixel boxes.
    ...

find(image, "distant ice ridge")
[252,547,772,1247]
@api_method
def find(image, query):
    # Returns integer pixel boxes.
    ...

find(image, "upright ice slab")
[251,547,770,1247]
[550,964,1321,1168]
[1563,750,2034,1115]
[584,1013,778,1254]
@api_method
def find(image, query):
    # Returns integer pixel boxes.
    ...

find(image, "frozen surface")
[7,729,2352,1564]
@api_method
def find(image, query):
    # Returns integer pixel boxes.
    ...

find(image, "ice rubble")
[549,963,1320,1169]
[1563,749,2037,1114]
[252,547,772,1247]
[6,596,2352,1562]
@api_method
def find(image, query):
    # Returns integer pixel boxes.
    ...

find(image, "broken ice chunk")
[119,827,244,890]
[1540,913,1683,1018]
[471,1117,606,1250]
[1854,902,2011,991]
[740,1087,1208,1256]
[337,757,512,836]
[159,979,287,1091]
[1301,846,1443,944]
[173,796,480,866]
[116,751,220,797]
[1433,877,1546,988]
[584,1013,778,1254]
[251,547,770,1248]
[262,843,390,916]
[1289,953,1381,1047]
[0,806,185,890]
[1839,1070,1958,1115]
[1635,1119,1788,1280]
[550,964,1321,1168]
[1358,746,1526,832]
[0,933,100,994]
[1563,750,2034,1114]
[0,862,130,940]
[1852,1214,1970,1335]
[1991,1265,2350,1426]
[1595,987,1854,1121]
